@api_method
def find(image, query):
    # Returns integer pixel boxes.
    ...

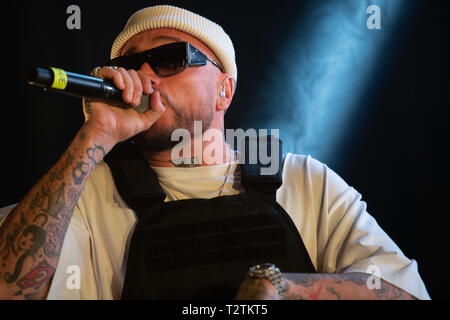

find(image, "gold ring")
[90,66,101,77]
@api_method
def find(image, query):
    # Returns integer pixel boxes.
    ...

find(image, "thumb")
[149,90,166,113]
[140,90,166,126]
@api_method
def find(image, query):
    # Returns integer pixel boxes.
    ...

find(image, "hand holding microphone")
[28,66,166,146]
[89,65,155,108]
[83,65,166,145]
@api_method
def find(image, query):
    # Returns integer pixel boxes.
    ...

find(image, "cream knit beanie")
[110,5,237,81]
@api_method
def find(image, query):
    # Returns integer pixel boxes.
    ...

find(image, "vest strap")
[240,135,283,200]
[103,142,166,218]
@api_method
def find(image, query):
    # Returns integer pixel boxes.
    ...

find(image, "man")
[0,5,429,300]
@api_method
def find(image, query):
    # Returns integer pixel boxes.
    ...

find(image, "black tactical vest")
[104,138,316,300]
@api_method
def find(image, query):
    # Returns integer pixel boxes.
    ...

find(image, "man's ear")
[216,74,236,112]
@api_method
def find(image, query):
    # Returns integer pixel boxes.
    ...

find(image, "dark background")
[1,0,448,299]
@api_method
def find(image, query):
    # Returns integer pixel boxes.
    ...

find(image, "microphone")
[27,67,149,113]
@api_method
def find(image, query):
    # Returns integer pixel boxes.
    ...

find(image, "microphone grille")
[133,94,150,113]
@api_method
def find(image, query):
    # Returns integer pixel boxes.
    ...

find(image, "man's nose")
[139,62,160,85]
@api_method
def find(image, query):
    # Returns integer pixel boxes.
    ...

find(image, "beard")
[133,91,215,153]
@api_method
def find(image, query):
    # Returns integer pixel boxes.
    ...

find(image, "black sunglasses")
[106,42,224,77]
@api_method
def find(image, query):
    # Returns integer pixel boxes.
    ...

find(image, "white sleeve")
[0,203,17,223]
[278,153,431,300]
[46,204,99,300]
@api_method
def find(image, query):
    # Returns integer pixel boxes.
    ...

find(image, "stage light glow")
[253,0,407,164]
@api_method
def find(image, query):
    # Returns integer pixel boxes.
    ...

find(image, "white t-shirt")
[0,153,430,300]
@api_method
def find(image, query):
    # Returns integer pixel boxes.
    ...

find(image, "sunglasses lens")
[149,43,187,77]
[151,60,186,77]
[108,43,190,76]
[109,55,143,70]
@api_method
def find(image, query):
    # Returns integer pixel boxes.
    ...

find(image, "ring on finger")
[108,66,119,70]
[90,66,101,77]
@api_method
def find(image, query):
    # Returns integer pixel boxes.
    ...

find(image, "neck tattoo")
[170,157,201,168]
[169,149,236,196]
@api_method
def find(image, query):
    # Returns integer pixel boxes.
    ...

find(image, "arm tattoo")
[16,260,55,289]
[49,151,75,182]
[87,145,105,165]
[3,225,46,283]
[72,161,91,185]
[284,273,417,300]
[326,286,342,300]
[0,139,106,298]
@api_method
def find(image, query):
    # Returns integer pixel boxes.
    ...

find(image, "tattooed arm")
[235,273,417,300]
[0,126,112,299]
[0,66,165,300]
[283,273,417,300]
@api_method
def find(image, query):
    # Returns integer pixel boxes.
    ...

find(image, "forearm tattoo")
[283,273,417,300]
[0,138,105,298]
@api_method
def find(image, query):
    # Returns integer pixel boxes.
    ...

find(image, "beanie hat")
[110,5,237,81]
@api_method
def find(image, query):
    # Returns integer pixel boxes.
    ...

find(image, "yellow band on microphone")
[50,67,68,90]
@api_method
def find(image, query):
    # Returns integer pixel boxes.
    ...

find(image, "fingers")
[149,90,165,113]
[137,70,154,96]
[96,66,125,90]
[95,67,153,107]
[125,69,143,106]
